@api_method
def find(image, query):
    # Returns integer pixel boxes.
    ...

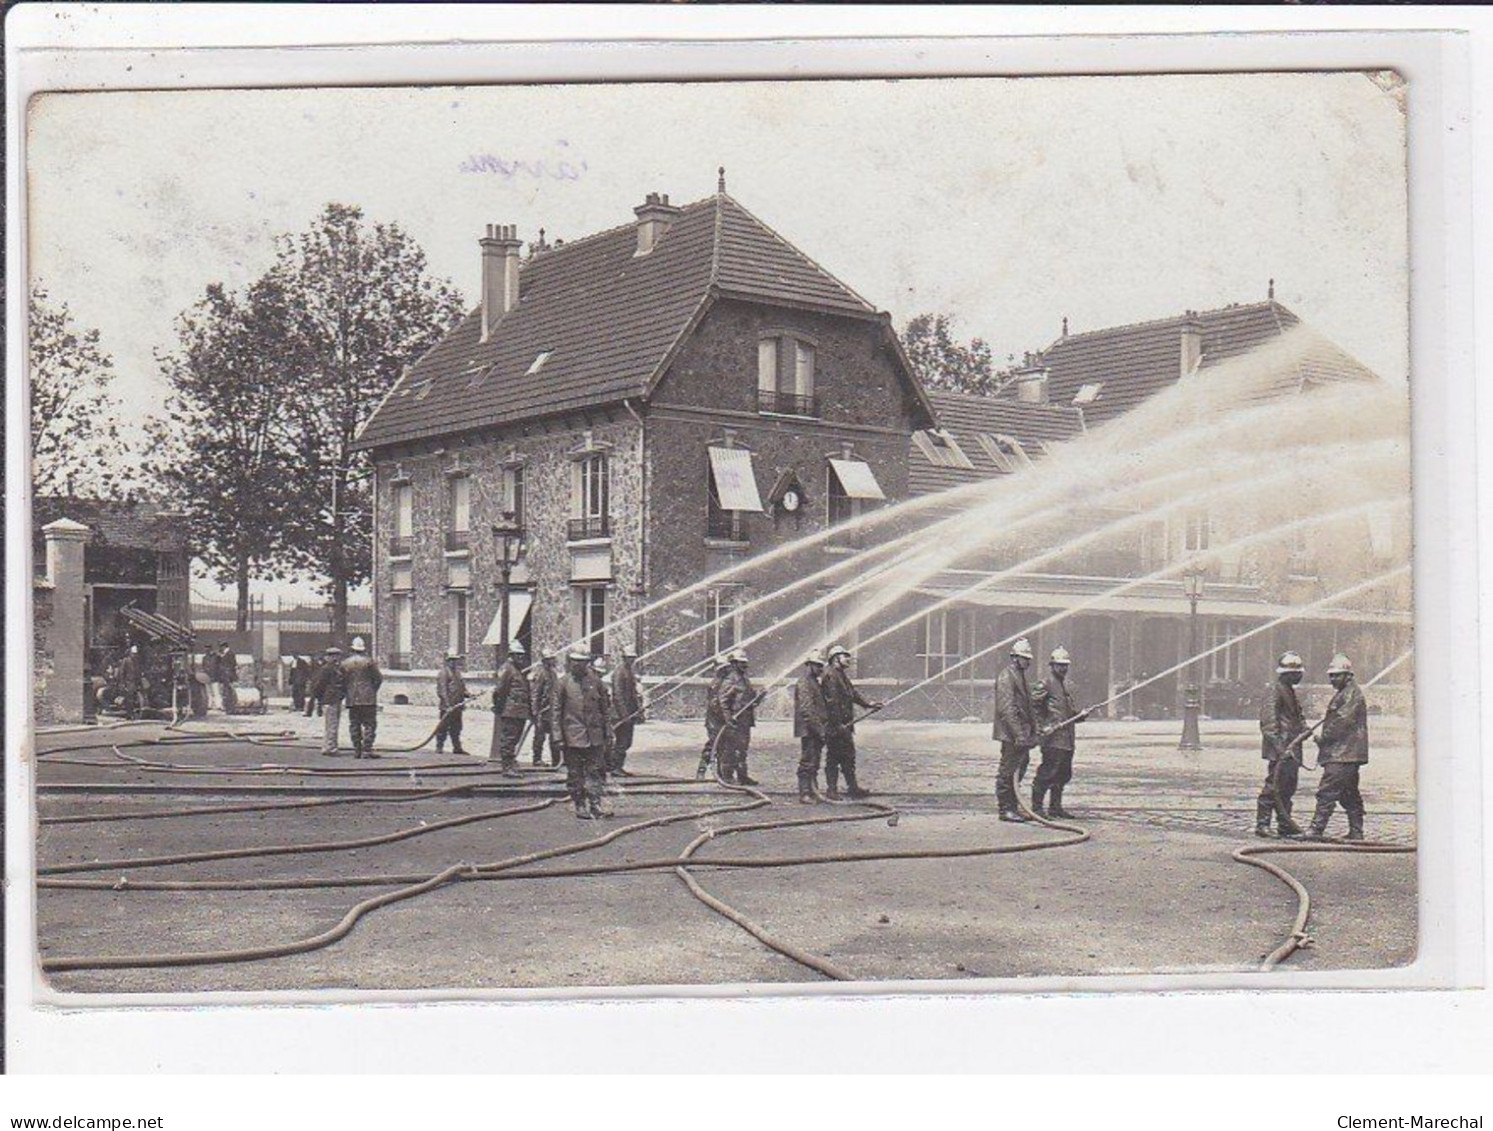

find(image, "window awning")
[829,458,886,501]
[708,446,765,512]
[481,590,533,647]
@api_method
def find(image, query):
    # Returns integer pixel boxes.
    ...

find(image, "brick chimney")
[1012,352,1050,404]
[480,224,523,341]
[1179,311,1204,378]
[634,192,683,256]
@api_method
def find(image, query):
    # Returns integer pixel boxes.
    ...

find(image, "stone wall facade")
[33,584,58,726]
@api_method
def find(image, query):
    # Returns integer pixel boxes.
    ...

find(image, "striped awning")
[829,458,886,501]
[481,590,533,647]
[708,446,765,512]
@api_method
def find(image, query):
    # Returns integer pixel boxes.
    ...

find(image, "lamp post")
[1179,561,1206,751]
[491,510,524,669]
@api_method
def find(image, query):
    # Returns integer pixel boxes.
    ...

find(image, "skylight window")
[527,351,554,376]
[976,433,1033,474]
[1073,382,1104,406]
[914,429,976,470]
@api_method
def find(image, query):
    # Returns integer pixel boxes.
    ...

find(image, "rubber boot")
[797,772,818,804]
[824,767,841,801]
[844,765,871,801]
[738,757,760,787]
[1031,784,1048,819]
[590,797,613,819]
[1346,811,1365,841]
[1277,814,1304,838]
[1255,800,1274,838]
[573,799,593,820]
[1049,787,1074,820]
[696,750,710,780]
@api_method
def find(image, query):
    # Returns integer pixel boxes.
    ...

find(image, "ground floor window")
[918,608,971,679]
[1207,620,1246,682]
[576,585,607,656]
[447,591,469,658]
[391,594,413,670]
[705,587,743,657]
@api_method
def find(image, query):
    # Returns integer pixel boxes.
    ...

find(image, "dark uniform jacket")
[1032,672,1079,751]
[340,654,383,707]
[530,664,557,725]
[308,660,346,706]
[217,651,238,683]
[1260,679,1307,760]
[704,672,729,733]
[720,668,759,731]
[822,665,874,737]
[118,653,143,690]
[611,661,643,725]
[491,661,532,720]
[289,659,310,694]
[436,666,468,710]
[1317,681,1369,764]
[793,668,830,739]
[554,669,609,749]
[993,664,1038,747]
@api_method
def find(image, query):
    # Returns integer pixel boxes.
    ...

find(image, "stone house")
[354,178,936,707]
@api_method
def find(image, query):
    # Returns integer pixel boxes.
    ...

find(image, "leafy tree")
[269,204,465,639]
[29,284,135,497]
[900,312,999,396]
[152,280,304,629]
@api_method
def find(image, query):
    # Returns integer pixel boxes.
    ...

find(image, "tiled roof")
[1036,301,1378,425]
[32,496,190,552]
[356,192,888,450]
[910,390,1084,496]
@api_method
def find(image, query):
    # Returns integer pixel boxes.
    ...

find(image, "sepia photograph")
[23,70,1419,996]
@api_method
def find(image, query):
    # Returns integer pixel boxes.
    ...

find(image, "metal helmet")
[507,640,526,655]
[324,646,344,657]
[806,648,826,667]
[621,644,638,659]
[728,649,749,664]
[542,648,558,662]
[567,648,591,663]
[715,656,733,673]
[827,644,852,661]
[1050,646,1072,665]
[1276,651,1305,674]
[350,637,368,654]
[1327,653,1354,676]
[1011,638,1035,660]
[445,649,462,661]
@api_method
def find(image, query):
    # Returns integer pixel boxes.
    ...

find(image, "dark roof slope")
[1037,301,1378,425]
[356,192,898,450]
[909,390,1084,496]
[32,496,190,552]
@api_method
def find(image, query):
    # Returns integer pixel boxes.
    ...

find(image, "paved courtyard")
[32,706,1416,995]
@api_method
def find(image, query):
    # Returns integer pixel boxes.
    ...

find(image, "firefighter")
[435,650,470,756]
[592,655,616,780]
[697,657,732,780]
[1257,650,1308,838]
[993,637,1038,821]
[530,648,560,767]
[718,650,762,786]
[289,655,311,712]
[793,649,830,803]
[340,638,383,759]
[118,644,146,720]
[822,644,881,800]
[489,641,532,777]
[554,648,611,819]
[307,646,345,754]
[609,644,644,776]
[1306,653,1370,841]
[215,642,239,714]
[1032,646,1089,819]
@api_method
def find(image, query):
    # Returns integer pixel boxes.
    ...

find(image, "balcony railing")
[387,652,412,671]
[707,509,748,543]
[444,529,471,552]
[388,534,413,557]
[568,515,610,541]
[756,388,819,417]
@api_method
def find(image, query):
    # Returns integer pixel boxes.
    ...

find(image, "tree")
[270,204,466,640]
[153,280,305,629]
[29,284,135,497]
[899,312,999,396]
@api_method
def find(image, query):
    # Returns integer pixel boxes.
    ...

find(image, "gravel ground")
[30,708,1417,994]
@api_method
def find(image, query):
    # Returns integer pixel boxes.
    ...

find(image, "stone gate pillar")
[42,517,91,724]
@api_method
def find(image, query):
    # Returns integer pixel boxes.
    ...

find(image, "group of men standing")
[791,645,884,802]
[300,637,384,758]
[992,638,1090,822]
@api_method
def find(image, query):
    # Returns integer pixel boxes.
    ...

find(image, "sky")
[26,72,1408,599]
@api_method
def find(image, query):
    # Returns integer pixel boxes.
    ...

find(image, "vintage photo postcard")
[22,71,1418,997]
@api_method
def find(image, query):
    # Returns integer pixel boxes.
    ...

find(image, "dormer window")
[976,433,1032,474]
[526,351,553,376]
[913,428,975,470]
[757,334,818,417]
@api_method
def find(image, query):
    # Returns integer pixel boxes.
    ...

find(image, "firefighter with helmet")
[717,649,762,785]
[993,637,1039,821]
[821,644,881,799]
[1257,650,1308,837]
[1032,645,1089,818]
[1305,653,1370,840]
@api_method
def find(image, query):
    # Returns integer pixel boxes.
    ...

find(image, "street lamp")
[1179,560,1207,752]
[491,510,524,668]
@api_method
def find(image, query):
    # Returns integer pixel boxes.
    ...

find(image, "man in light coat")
[993,637,1038,821]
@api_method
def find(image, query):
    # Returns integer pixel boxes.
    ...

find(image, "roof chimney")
[480,223,523,341]
[634,192,683,256]
[1013,353,1050,404]
[1179,310,1204,378]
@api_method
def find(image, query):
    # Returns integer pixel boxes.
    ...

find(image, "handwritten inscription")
[459,152,588,181]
